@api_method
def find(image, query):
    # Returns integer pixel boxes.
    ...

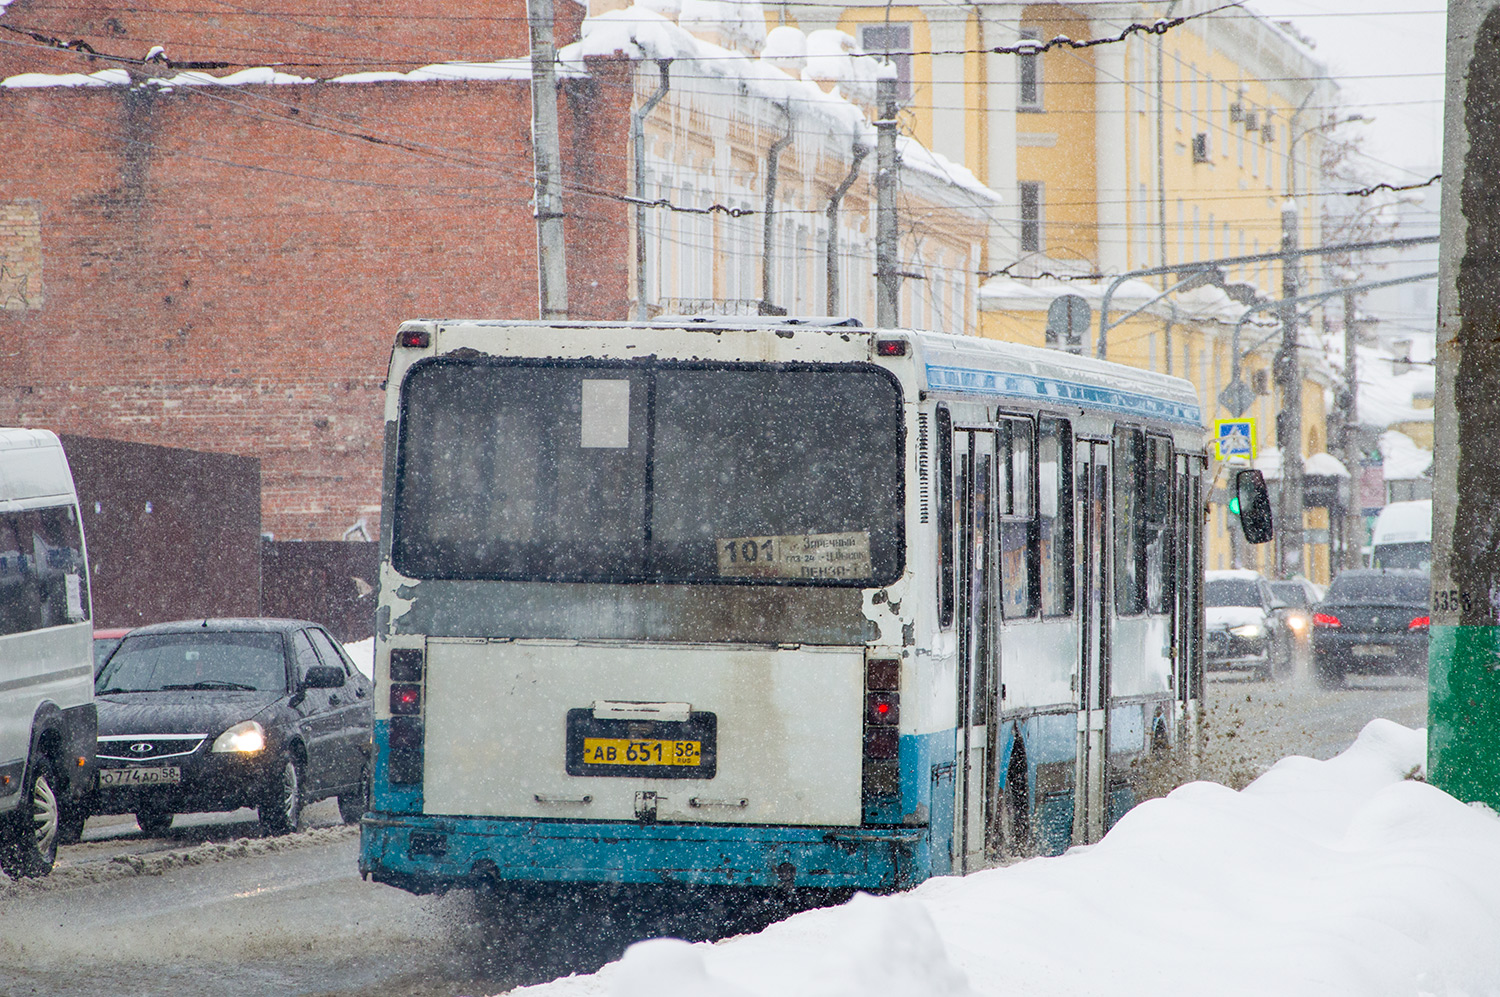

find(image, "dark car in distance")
[90,619,373,836]
[1311,569,1430,688]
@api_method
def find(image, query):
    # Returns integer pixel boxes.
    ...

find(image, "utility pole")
[1275,197,1304,578]
[526,0,568,320]
[875,72,900,328]
[1429,0,1500,811]
[1337,288,1364,569]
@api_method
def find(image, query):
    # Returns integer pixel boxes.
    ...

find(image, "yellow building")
[778,0,1340,579]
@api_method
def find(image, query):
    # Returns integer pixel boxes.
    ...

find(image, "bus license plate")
[100,766,181,787]
[565,708,717,778]
[581,738,701,767]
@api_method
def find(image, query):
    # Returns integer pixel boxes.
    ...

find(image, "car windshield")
[1269,582,1309,608]
[1326,573,1430,605]
[93,637,123,671]
[97,632,287,693]
[1205,579,1262,608]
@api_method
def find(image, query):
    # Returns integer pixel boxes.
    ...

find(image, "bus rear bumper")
[359,814,928,894]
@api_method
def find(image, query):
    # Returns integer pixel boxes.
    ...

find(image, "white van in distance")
[1370,499,1431,572]
[0,428,97,877]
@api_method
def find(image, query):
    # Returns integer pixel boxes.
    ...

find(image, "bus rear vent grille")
[917,413,931,523]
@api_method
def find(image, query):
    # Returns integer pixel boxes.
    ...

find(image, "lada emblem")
[129,742,155,755]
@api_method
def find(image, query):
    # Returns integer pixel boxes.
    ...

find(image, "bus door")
[1175,454,1205,723]
[1073,439,1111,845]
[953,426,997,873]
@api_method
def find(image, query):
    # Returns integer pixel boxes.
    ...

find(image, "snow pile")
[801,29,880,107]
[510,721,1500,997]
[678,0,768,55]
[1380,428,1433,481]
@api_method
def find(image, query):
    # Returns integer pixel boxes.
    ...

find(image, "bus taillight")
[863,657,902,822]
[391,685,421,713]
[387,647,425,785]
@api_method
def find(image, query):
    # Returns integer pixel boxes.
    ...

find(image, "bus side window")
[998,418,1036,619]
[1144,435,1174,614]
[1112,426,1145,616]
[936,406,955,629]
[1039,418,1074,616]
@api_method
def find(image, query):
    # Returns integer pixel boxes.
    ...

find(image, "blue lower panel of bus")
[360,814,929,893]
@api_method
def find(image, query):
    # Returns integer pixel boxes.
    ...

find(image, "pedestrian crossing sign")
[1214,419,1256,460]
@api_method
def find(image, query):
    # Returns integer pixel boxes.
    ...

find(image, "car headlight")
[211,720,266,754]
[1229,624,1264,638]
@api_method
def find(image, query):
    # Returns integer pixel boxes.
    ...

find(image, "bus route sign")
[1213,419,1256,459]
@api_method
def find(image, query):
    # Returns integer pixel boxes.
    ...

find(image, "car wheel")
[57,802,88,846]
[0,756,61,879]
[1314,657,1345,689]
[135,807,173,838]
[337,760,370,825]
[259,753,303,836]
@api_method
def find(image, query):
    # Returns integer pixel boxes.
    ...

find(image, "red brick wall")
[0,62,634,540]
[0,0,587,78]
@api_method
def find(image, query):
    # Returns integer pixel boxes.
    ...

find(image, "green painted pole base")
[1429,625,1500,811]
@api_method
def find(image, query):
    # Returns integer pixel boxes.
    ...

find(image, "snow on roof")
[761,25,807,73]
[1355,344,1435,428]
[561,7,873,142]
[896,136,1001,204]
[979,275,1278,331]
[1252,449,1348,481]
[802,29,879,106]
[1380,429,1432,481]
[1303,451,1350,478]
[679,0,768,54]
[2,60,538,90]
[510,721,1500,997]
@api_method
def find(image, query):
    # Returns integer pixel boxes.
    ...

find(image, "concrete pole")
[1339,288,1364,569]
[1429,0,1500,810]
[1275,197,1305,579]
[875,73,900,328]
[526,0,568,319]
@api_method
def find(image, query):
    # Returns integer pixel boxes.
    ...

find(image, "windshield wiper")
[160,681,259,692]
[96,687,148,695]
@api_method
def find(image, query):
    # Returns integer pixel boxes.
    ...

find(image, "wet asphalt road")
[0,671,1429,997]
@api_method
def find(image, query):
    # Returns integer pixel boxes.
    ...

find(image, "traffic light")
[1228,493,1242,516]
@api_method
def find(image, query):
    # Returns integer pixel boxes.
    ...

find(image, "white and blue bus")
[360,319,1209,896]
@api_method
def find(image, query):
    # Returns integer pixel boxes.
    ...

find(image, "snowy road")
[0,675,1429,997]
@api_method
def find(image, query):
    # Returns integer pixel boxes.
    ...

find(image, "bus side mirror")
[1234,469,1274,544]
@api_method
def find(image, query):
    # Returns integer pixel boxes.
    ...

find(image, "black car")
[90,619,373,836]
[1311,569,1430,688]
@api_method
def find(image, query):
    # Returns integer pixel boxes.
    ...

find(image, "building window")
[1018,28,1042,110]
[1192,132,1210,163]
[860,23,913,102]
[1019,181,1042,253]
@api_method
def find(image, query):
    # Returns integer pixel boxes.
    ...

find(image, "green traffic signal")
[1228,494,1242,516]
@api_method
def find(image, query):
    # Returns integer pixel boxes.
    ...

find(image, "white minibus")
[0,428,96,877]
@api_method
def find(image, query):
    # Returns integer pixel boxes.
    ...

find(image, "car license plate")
[99,766,181,787]
[1353,644,1396,657]
[581,737,702,767]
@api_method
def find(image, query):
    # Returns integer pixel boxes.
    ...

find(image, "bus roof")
[394,319,1205,430]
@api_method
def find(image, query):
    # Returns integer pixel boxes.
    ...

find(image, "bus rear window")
[392,360,904,585]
